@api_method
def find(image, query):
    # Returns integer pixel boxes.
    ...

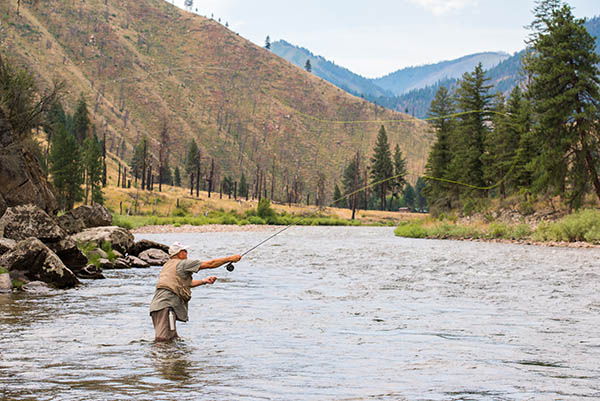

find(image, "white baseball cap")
[168,242,188,257]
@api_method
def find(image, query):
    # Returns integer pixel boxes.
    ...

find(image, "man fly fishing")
[149,242,241,341]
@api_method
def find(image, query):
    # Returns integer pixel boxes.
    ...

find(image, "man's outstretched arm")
[199,254,241,269]
[191,276,217,287]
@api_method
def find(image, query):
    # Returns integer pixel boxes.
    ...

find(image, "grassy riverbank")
[102,183,425,229]
[394,209,600,245]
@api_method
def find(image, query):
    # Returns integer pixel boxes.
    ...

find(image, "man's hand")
[204,276,217,285]
[230,254,242,263]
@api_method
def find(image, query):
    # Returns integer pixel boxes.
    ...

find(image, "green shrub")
[173,222,181,228]
[257,198,276,219]
[511,223,532,239]
[533,209,600,242]
[0,267,8,275]
[394,221,429,238]
[12,280,24,289]
[101,241,116,262]
[488,222,509,239]
[248,216,266,225]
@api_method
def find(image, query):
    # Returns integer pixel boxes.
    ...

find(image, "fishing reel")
[225,262,235,272]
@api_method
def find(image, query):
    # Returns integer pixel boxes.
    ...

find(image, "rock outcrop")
[125,255,151,268]
[57,204,112,234]
[78,264,105,279]
[0,109,57,216]
[71,226,134,254]
[0,237,16,256]
[0,238,79,289]
[129,239,170,256]
[138,248,169,266]
[0,205,87,273]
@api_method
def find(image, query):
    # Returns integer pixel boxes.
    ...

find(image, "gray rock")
[0,204,64,242]
[125,255,150,268]
[71,226,134,254]
[57,212,86,235]
[138,248,169,266]
[113,250,123,259]
[0,238,79,289]
[0,194,6,218]
[0,108,58,215]
[0,237,16,255]
[77,264,105,279]
[70,205,112,228]
[21,281,54,294]
[129,239,170,256]
[88,248,109,260]
[97,258,114,270]
[0,272,11,292]
[113,257,131,269]
[46,237,88,274]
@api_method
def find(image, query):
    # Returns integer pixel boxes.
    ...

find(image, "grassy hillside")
[0,0,432,205]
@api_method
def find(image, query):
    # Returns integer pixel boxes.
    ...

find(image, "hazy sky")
[167,0,598,78]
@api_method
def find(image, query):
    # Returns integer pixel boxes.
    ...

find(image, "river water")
[1,226,599,400]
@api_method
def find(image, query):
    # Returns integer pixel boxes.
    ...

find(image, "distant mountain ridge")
[271,15,600,118]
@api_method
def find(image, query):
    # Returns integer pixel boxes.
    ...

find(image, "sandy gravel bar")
[132,224,281,234]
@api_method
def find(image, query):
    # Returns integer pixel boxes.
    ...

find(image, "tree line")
[423,0,600,214]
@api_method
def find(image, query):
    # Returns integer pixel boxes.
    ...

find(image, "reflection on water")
[1,226,600,400]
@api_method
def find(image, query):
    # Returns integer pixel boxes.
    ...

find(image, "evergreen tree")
[265,35,271,50]
[185,140,200,176]
[342,153,366,210]
[131,136,148,180]
[403,183,416,210]
[415,177,427,211]
[423,86,456,211]
[370,125,394,210]
[174,166,182,187]
[524,0,600,207]
[448,63,493,199]
[510,87,536,192]
[83,133,104,205]
[49,123,84,210]
[332,183,344,208]
[305,59,312,73]
[239,172,248,198]
[392,144,407,197]
[72,93,90,145]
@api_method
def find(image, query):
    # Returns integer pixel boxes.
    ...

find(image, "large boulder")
[138,248,169,266]
[0,204,64,242]
[46,237,88,274]
[71,226,134,254]
[0,237,16,256]
[77,264,105,279]
[0,109,57,215]
[125,255,151,268]
[129,239,169,256]
[58,205,112,234]
[0,205,87,272]
[0,238,79,289]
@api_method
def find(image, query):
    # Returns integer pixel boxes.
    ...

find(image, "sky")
[167,0,599,78]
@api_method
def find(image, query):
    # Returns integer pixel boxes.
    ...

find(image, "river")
[1,226,599,400]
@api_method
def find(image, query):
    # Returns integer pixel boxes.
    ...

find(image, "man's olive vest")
[156,259,192,302]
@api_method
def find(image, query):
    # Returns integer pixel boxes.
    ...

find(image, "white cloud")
[406,0,479,16]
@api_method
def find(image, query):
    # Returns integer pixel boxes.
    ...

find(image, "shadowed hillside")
[0,0,432,203]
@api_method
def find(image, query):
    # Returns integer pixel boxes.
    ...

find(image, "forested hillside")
[0,0,432,205]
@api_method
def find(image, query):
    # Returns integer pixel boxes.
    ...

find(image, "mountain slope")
[1,0,432,202]
[270,40,392,98]
[371,52,510,95]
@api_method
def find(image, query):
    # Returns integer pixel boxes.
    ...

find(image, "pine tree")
[49,123,84,210]
[305,59,312,73]
[448,63,493,198]
[342,152,365,211]
[131,136,148,181]
[510,87,536,192]
[524,0,600,207]
[403,184,416,210]
[370,125,394,210]
[332,183,344,208]
[265,35,271,49]
[174,166,182,187]
[72,93,90,145]
[392,144,407,197]
[423,86,456,211]
[239,172,248,198]
[415,177,427,211]
[83,133,104,205]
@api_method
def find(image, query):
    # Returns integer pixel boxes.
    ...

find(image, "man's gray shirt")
[149,259,203,322]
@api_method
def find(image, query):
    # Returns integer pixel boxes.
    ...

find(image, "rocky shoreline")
[132,224,279,234]
[0,204,172,293]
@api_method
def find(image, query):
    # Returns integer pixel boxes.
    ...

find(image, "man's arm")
[191,276,217,287]
[199,254,241,269]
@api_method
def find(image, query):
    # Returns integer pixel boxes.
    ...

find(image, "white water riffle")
[1,226,599,400]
